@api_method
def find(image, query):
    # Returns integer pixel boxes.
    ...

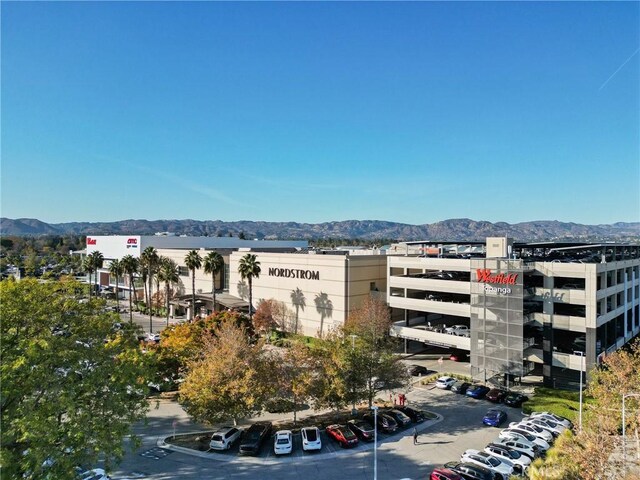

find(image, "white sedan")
[499,428,550,451]
[526,416,568,436]
[435,376,457,389]
[528,411,572,428]
[273,430,293,455]
[301,426,322,451]
[460,449,514,480]
[508,421,554,443]
[484,443,532,472]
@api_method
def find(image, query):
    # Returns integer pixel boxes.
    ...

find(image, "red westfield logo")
[127,238,137,245]
[476,269,518,285]
[87,238,97,245]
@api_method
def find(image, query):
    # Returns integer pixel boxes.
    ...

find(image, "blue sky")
[2,2,638,226]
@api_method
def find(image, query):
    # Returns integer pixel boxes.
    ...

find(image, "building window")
[178,266,189,277]
[224,263,229,291]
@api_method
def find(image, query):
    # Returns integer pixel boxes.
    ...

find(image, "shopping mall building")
[85,234,639,388]
[387,238,640,388]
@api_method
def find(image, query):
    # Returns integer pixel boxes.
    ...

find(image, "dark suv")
[239,422,272,455]
[363,412,398,433]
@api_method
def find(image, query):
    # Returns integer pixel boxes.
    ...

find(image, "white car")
[495,436,539,460]
[76,468,111,480]
[435,376,456,389]
[273,430,293,455]
[146,332,160,342]
[508,421,554,442]
[528,411,572,428]
[444,325,470,337]
[301,426,322,451]
[499,428,550,451]
[460,449,514,480]
[209,426,242,450]
[521,417,565,437]
[484,443,532,472]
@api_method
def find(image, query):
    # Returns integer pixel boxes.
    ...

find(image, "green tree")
[157,257,179,327]
[1,278,151,480]
[274,343,317,425]
[184,250,202,320]
[179,317,273,425]
[84,251,104,298]
[238,253,261,321]
[203,251,223,312]
[108,258,123,313]
[120,255,139,324]
[343,296,411,407]
[140,247,158,332]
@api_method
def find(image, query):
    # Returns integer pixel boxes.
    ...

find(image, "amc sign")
[126,238,138,249]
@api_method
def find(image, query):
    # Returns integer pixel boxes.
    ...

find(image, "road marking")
[139,447,173,460]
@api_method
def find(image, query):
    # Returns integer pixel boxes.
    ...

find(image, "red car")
[326,424,359,448]
[430,468,463,480]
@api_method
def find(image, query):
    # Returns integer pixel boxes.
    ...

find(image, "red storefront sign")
[127,238,137,245]
[87,238,97,245]
[476,269,518,285]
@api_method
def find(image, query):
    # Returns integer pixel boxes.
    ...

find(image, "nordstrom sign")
[268,267,320,280]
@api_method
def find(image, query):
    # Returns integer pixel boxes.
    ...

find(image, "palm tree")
[108,258,123,313]
[82,256,95,298]
[141,247,159,333]
[290,288,306,334]
[238,253,261,320]
[203,251,223,313]
[86,251,104,298]
[184,250,202,320]
[121,255,139,324]
[157,257,179,326]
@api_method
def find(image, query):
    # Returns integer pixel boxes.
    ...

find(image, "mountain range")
[1,217,638,242]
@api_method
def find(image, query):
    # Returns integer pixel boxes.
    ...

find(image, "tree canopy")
[1,278,152,479]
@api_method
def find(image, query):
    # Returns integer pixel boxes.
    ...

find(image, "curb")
[157,413,444,464]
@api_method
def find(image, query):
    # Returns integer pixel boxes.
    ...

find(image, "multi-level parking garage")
[388,237,640,389]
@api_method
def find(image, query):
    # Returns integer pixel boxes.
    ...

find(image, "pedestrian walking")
[413,427,418,445]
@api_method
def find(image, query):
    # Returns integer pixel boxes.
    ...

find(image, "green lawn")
[523,387,593,423]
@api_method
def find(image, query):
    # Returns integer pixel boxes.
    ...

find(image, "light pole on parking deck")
[574,350,585,432]
[350,334,358,415]
[371,405,378,480]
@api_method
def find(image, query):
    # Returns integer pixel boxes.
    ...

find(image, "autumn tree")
[179,317,273,425]
[253,298,290,336]
[343,296,411,407]
[1,278,151,480]
[272,343,318,425]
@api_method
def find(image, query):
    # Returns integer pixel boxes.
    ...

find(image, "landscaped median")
[158,404,442,463]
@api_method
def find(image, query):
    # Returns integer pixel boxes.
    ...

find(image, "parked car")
[209,426,242,451]
[408,364,434,376]
[273,430,293,455]
[445,325,470,337]
[384,409,412,427]
[451,381,471,394]
[483,409,507,427]
[146,332,160,342]
[363,412,398,433]
[326,424,359,448]
[460,449,514,480]
[495,436,540,459]
[484,443,532,473]
[466,384,491,399]
[436,376,457,389]
[528,411,572,428]
[301,426,322,451]
[521,417,565,437]
[430,468,464,480]
[76,468,111,480]
[347,419,375,441]
[396,405,426,423]
[499,428,550,451]
[485,389,508,403]
[239,422,272,455]
[443,461,495,480]
[503,392,528,407]
[508,422,554,442]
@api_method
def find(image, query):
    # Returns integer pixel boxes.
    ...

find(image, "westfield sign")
[476,269,518,285]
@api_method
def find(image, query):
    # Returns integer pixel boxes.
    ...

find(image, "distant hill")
[1,217,638,242]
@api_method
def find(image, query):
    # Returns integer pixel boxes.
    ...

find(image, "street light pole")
[574,350,585,432]
[622,392,640,475]
[371,405,378,480]
[350,334,358,416]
